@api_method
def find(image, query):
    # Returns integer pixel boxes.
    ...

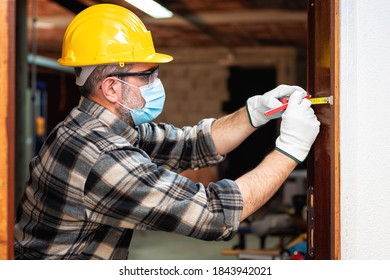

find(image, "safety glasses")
[107,65,159,86]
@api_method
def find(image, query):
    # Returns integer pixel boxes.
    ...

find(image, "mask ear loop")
[113,77,139,90]
[117,100,135,112]
[115,78,145,111]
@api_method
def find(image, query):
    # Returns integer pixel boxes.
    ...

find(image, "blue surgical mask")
[116,78,166,126]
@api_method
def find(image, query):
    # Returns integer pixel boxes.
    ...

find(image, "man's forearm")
[235,149,297,221]
[211,107,256,155]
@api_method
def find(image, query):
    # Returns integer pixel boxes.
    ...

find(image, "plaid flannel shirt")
[14,97,243,259]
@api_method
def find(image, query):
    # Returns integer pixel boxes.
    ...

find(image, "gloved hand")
[246,85,306,128]
[275,91,320,162]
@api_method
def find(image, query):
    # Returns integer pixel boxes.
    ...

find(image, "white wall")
[340,0,390,259]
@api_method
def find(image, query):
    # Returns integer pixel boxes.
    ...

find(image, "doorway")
[221,66,277,180]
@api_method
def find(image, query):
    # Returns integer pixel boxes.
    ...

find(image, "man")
[14,4,320,259]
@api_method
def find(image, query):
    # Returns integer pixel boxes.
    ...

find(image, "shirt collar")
[78,97,139,144]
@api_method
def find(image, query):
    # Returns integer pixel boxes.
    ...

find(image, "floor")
[127,230,275,260]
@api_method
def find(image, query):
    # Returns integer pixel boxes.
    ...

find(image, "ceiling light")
[33,21,55,30]
[124,0,173,19]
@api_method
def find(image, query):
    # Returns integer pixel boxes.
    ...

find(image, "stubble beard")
[119,86,144,127]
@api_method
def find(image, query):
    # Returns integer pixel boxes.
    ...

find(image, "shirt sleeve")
[137,118,224,173]
[83,147,243,241]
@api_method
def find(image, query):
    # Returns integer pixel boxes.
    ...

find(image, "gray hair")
[76,64,134,97]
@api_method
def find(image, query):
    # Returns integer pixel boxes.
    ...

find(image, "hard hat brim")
[57,52,173,67]
[144,52,173,64]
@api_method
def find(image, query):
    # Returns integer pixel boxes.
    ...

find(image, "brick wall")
[155,47,299,128]
[158,63,229,127]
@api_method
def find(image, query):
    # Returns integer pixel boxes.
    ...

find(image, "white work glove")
[246,85,306,128]
[275,91,320,162]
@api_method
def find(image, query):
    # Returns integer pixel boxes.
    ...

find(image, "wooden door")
[306,0,340,259]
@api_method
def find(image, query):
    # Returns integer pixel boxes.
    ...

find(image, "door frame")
[0,0,15,260]
[307,0,340,260]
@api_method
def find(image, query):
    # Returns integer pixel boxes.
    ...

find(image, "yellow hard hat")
[57,4,173,67]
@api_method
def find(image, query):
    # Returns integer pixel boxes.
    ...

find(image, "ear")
[100,77,122,103]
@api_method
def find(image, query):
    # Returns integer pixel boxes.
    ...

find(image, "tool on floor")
[264,95,333,117]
